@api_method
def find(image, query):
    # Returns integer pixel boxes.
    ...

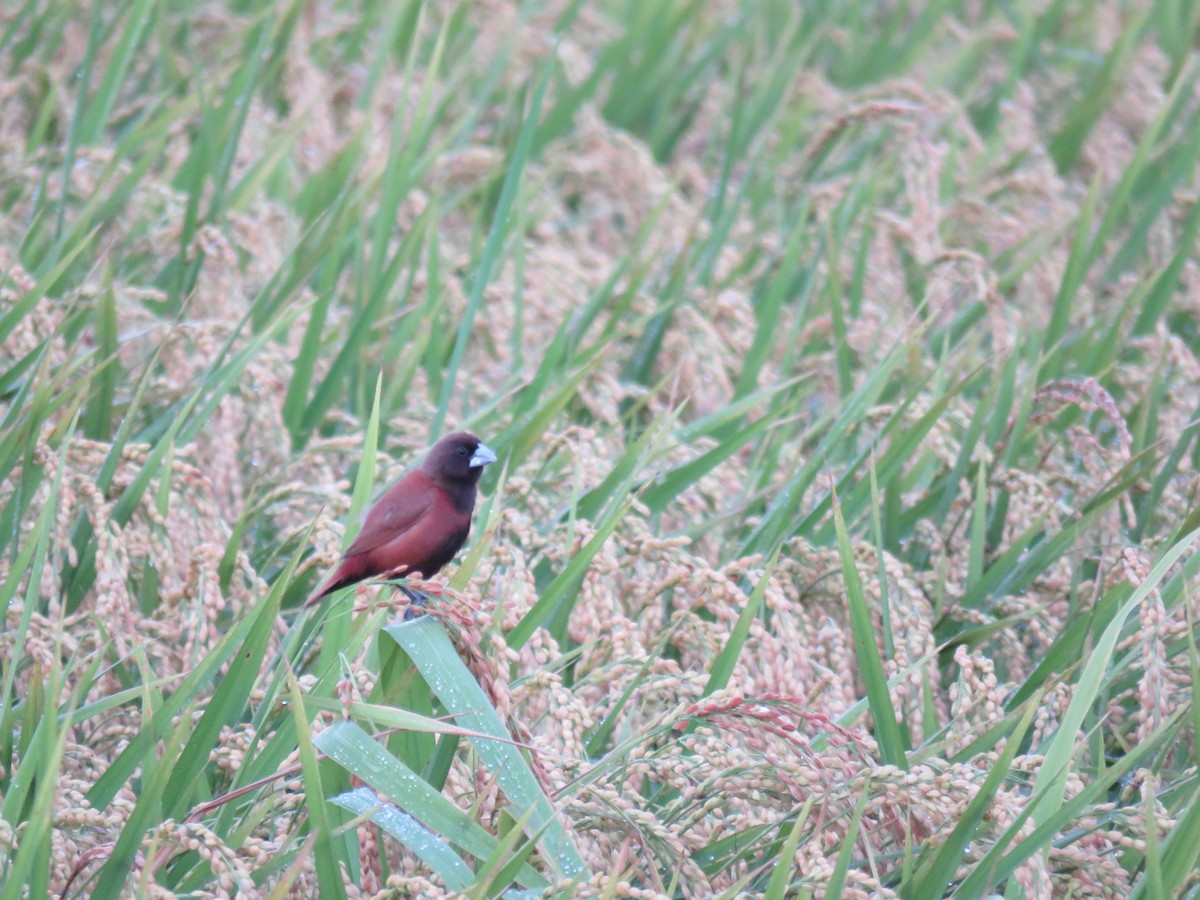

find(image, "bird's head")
[424,431,497,484]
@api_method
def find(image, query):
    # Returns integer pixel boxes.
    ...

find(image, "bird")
[305,431,497,609]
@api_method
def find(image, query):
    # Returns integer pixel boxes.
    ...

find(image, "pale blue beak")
[470,442,497,468]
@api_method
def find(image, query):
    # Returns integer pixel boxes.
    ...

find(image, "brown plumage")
[305,432,497,608]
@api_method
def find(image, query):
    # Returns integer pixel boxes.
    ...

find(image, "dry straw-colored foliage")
[2,0,1199,897]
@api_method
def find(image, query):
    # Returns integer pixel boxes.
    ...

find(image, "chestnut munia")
[305,432,497,607]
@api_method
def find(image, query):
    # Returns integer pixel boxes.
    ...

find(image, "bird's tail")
[303,572,352,609]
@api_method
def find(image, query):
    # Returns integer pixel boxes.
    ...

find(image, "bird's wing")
[342,471,438,558]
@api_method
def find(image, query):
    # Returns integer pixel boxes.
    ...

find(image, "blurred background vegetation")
[3,0,1200,896]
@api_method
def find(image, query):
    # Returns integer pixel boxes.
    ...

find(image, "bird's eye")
[457,446,468,456]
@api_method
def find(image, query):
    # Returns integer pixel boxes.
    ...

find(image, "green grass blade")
[825,786,869,900]
[313,372,384,666]
[385,618,589,882]
[904,693,1041,898]
[741,336,909,557]
[833,489,908,769]
[432,61,552,436]
[285,668,349,900]
[703,547,781,697]
[316,720,546,891]
[506,485,637,651]
[954,710,1184,897]
[330,787,474,890]
[762,799,814,900]
[1028,529,1200,826]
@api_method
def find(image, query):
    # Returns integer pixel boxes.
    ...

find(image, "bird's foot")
[412,579,482,619]
[399,585,428,620]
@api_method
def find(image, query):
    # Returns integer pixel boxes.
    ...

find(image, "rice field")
[2,0,1200,896]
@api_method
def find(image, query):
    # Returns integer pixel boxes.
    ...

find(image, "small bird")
[305,431,497,609]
